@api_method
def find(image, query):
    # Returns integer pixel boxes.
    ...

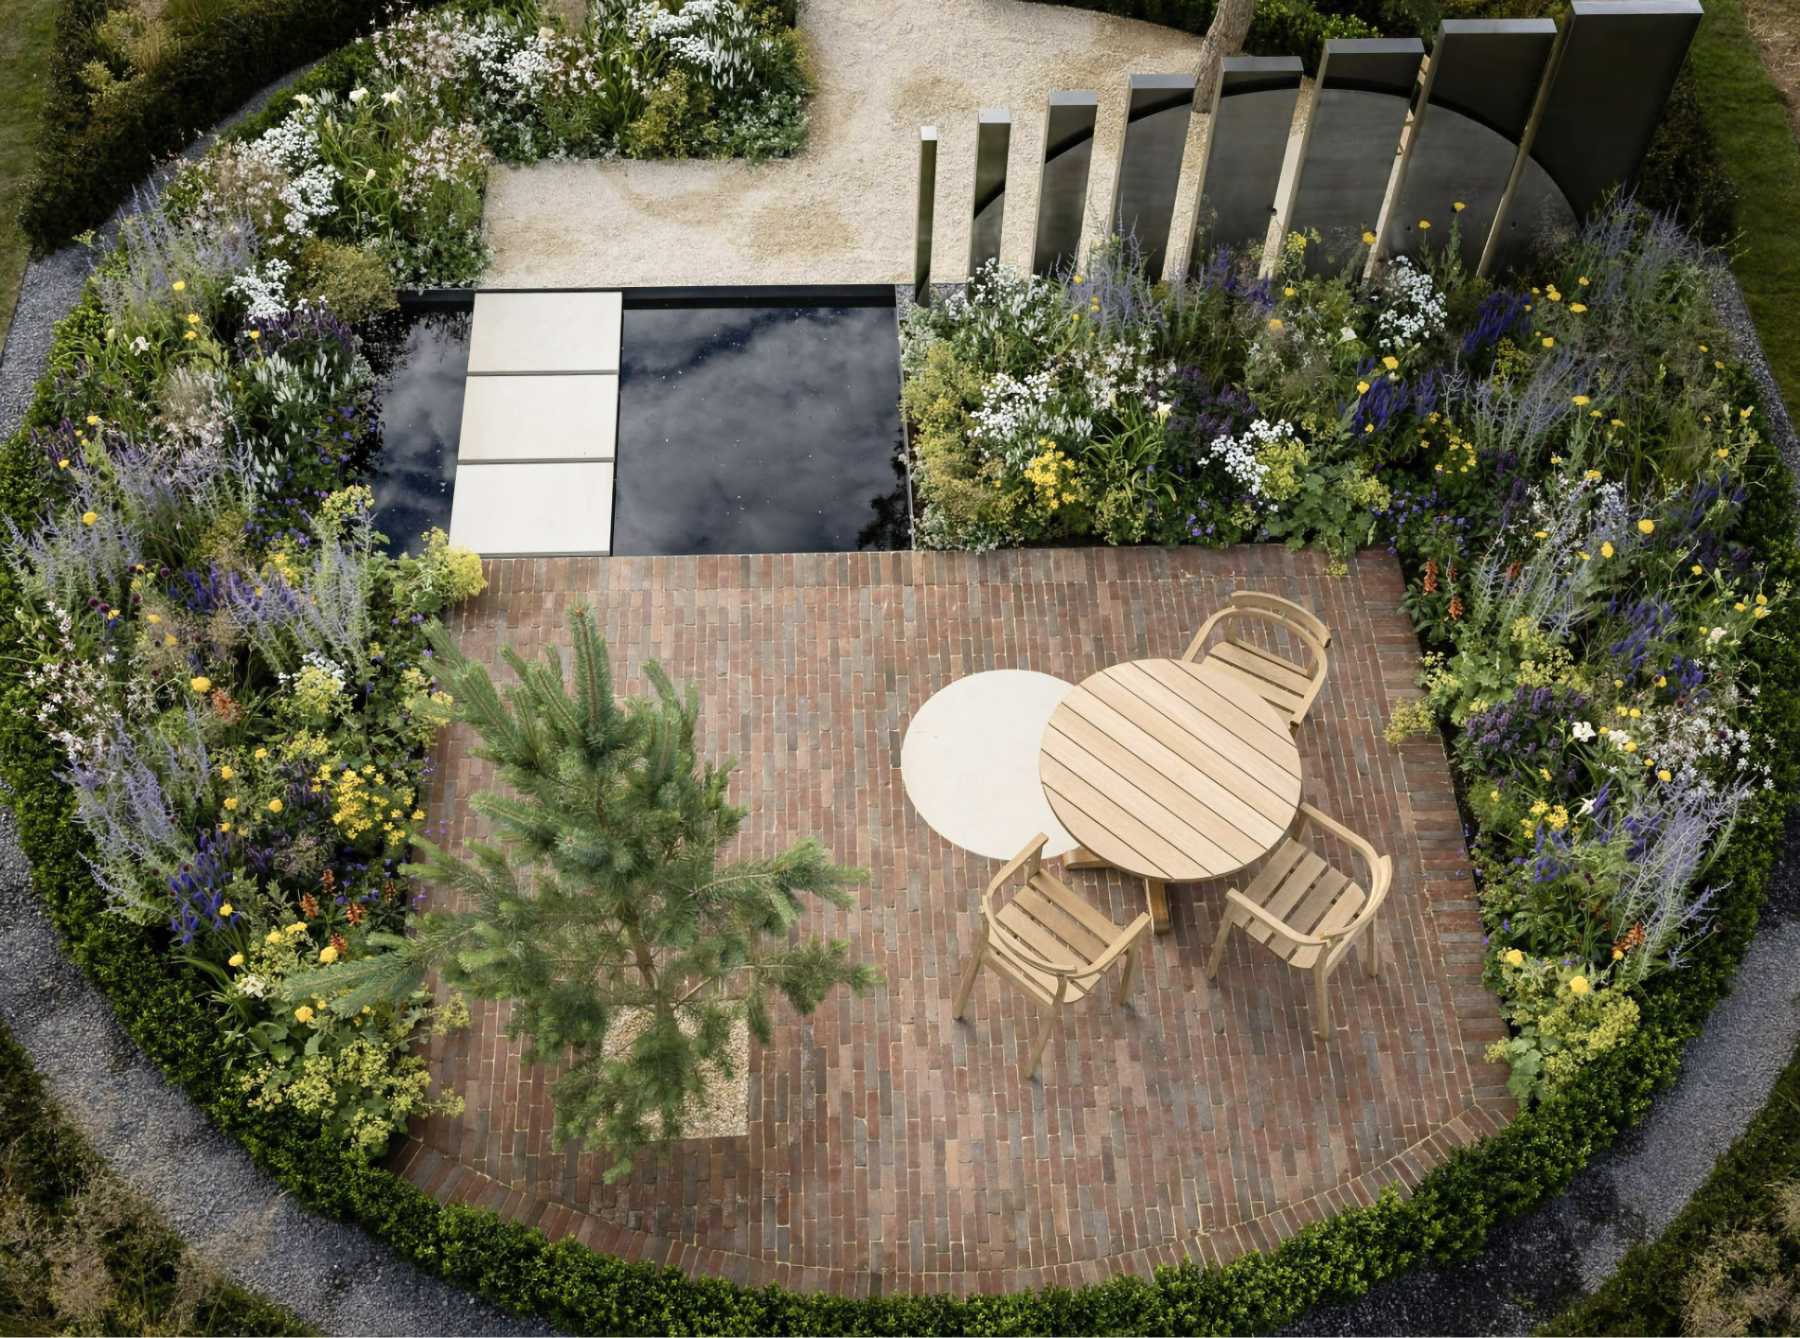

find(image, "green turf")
[1689,0,1800,414]
[0,0,57,353]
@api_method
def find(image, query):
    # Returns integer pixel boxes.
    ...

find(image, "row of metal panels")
[931,0,1701,283]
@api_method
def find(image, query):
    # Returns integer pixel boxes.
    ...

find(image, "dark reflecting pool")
[365,304,470,558]
[614,299,910,556]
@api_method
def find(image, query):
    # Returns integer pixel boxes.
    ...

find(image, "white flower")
[382,88,402,105]
[1571,720,1595,741]
[348,87,368,103]
[1611,729,1633,750]
[1709,626,1728,644]
[365,168,377,182]
[538,24,555,39]
[131,336,149,352]
[1339,326,1358,343]
[239,975,267,999]
[294,93,313,107]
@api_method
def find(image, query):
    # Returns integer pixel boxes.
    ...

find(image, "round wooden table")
[1039,657,1304,934]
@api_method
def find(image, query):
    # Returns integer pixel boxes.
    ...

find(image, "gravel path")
[481,0,1217,287]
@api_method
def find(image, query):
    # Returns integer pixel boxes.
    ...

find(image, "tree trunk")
[1195,0,1256,112]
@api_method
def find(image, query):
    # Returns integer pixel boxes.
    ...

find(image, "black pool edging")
[397,288,475,310]
[623,285,896,309]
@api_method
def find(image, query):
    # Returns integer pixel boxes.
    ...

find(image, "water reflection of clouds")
[614,306,907,556]
[369,310,470,558]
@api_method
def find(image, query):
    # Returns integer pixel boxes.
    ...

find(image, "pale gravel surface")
[482,0,1218,287]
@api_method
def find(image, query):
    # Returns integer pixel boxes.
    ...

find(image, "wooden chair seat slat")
[1182,591,1333,734]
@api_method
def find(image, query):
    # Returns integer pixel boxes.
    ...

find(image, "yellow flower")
[248,330,261,341]
[1535,530,1549,538]
[218,822,230,832]
[219,903,232,917]
[295,1006,315,1023]
[1612,418,1625,427]
[147,613,161,624]
[1601,542,1614,559]
[1638,518,1655,534]
[1269,318,1283,330]
[1692,565,1704,575]
[171,280,186,292]
[1382,356,1399,371]
[1656,675,1667,687]
[183,331,196,341]
[255,748,268,759]
[1741,407,1753,419]
[1284,286,1296,296]
[319,946,338,963]
[265,930,281,944]
[1572,395,1590,405]
[1569,976,1590,995]
[224,797,238,811]
[191,676,211,692]
[411,810,425,820]
[85,414,100,426]
[1613,948,1625,960]
[1357,381,1370,394]
[220,766,233,780]
[1569,303,1587,313]
[228,953,244,967]
[1418,219,1431,229]
[268,798,283,813]
[1757,593,1768,605]
[1629,708,1641,718]
[58,459,68,468]
[1658,769,1672,782]
[1453,201,1466,212]
[1755,606,1770,618]
[1586,470,1602,480]
[1699,344,1708,352]
[82,510,98,525]
[1362,231,1377,245]
[1624,741,1638,752]
[186,313,200,324]
[285,922,307,935]
[1736,601,1747,611]
[1578,276,1589,286]
[1542,337,1555,348]
[165,634,176,645]
[1591,410,1603,418]
[1504,949,1524,967]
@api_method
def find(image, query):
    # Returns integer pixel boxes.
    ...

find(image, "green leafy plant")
[293,607,883,1178]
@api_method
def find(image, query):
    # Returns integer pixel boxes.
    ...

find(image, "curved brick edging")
[397,547,1514,1298]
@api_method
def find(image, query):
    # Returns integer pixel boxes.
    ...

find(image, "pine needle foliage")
[294,606,880,1179]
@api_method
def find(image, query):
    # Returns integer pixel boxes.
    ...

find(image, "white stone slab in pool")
[447,461,614,556]
[467,290,621,373]
[458,374,617,462]
[901,669,1078,862]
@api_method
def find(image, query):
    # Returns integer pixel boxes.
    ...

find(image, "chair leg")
[1115,938,1141,1005]
[1364,913,1381,977]
[953,932,986,1021]
[1024,1009,1057,1079]
[1313,963,1331,1039]
[1204,913,1235,981]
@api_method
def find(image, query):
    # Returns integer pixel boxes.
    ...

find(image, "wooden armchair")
[1182,591,1332,732]
[954,834,1153,1079]
[1203,803,1391,1039]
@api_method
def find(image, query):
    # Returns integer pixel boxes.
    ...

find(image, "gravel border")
[2,92,1799,1335]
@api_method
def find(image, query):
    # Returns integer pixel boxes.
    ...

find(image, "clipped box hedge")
[17,0,387,254]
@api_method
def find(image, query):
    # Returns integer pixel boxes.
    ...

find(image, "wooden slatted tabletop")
[1039,657,1304,933]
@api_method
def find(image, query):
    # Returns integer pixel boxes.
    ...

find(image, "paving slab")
[467,290,622,373]
[447,462,614,555]
[459,374,618,462]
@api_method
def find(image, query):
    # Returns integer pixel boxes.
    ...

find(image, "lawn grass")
[1690,0,1800,414]
[0,0,57,353]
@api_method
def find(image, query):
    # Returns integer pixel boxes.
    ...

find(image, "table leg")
[1064,845,1111,870]
[1145,878,1172,935]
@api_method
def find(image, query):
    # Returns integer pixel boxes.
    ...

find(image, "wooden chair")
[954,834,1153,1079]
[1203,803,1392,1039]
[1182,591,1332,733]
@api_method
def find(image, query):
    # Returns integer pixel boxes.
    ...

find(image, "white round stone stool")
[900,670,1078,861]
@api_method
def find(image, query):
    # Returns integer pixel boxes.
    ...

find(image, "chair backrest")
[1230,590,1332,648]
[980,835,1140,1001]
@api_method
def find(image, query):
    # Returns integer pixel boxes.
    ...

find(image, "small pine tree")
[298,607,881,1178]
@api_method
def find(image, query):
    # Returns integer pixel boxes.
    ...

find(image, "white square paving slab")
[458,374,617,461]
[467,290,621,373]
[447,461,614,555]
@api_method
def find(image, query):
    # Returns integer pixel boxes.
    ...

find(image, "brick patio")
[393,546,1514,1297]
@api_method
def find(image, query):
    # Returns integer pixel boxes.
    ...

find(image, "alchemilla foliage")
[903,206,1786,1106]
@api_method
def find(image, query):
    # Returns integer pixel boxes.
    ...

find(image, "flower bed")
[2,9,1798,1331]
[901,218,1797,1108]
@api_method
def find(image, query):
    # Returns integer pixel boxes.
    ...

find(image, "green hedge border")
[18,0,388,255]
[2,277,1796,1334]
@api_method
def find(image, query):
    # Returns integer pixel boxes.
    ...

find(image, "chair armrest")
[1181,609,1233,662]
[1224,889,1325,948]
[984,834,1049,902]
[1295,803,1381,877]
